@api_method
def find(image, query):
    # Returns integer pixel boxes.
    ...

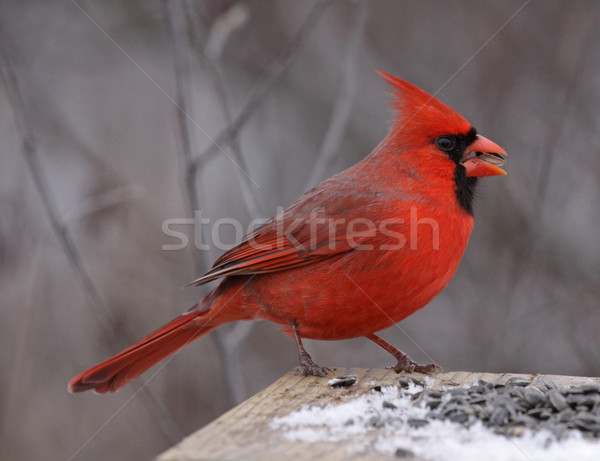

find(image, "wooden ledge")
[156,369,600,461]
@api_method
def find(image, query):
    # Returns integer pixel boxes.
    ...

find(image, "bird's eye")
[436,136,455,151]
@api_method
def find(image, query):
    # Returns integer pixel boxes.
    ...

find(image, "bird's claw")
[298,365,331,376]
[297,355,331,376]
[413,363,443,374]
[387,357,443,374]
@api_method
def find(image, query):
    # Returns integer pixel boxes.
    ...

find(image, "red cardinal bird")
[69,72,507,394]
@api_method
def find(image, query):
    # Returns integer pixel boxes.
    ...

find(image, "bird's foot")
[297,354,331,377]
[365,333,442,374]
[289,321,331,376]
[388,355,443,374]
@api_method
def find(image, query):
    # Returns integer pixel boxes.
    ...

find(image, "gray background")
[1,1,598,459]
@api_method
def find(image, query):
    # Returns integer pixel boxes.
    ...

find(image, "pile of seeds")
[386,376,600,440]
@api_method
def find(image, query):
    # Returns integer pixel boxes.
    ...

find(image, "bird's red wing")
[187,193,378,286]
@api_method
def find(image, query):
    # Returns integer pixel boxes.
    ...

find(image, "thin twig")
[207,63,262,218]
[179,0,338,402]
[187,3,265,403]
[0,56,112,334]
[305,0,368,188]
[192,0,336,170]
[0,38,183,444]
[189,2,262,219]
[69,0,258,187]
[164,0,241,405]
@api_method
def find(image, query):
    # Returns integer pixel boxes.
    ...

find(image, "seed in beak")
[475,152,506,167]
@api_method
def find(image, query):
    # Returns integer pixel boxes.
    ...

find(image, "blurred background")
[1,0,598,459]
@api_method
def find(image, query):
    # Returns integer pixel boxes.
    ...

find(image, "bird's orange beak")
[461,135,508,177]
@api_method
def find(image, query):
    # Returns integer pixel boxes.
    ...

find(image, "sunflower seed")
[382,400,397,410]
[328,375,357,388]
[426,398,442,410]
[566,394,594,407]
[548,390,569,411]
[527,408,552,420]
[491,407,510,425]
[397,378,411,389]
[395,447,415,458]
[389,375,600,441]
[469,385,487,395]
[469,395,487,405]
[478,379,494,389]
[580,385,600,393]
[449,411,469,424]
[410,377,426,387]
[533,379,558,391]
[523,388,546,407]
[407,418,429,428]
[507,377,531,387]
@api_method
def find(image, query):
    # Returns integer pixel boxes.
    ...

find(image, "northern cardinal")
[69,72,507,394]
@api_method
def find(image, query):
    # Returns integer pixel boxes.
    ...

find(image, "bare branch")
[188,1,262,219]
[186,3,267,402]
[204,3,250,61]
[305,0,368,188]
[192,0,336,170]
[65,183,146,222]
[0,44,113,334]
[163,0,202,219]
[169,0,337,403]
[0,38,183,444]
[177,0,339,403]
[165,0,244,405]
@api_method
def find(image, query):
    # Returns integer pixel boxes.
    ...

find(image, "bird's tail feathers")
[68,306,216,394]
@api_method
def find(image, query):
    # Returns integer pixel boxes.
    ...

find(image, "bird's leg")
[365,333,442,374]
[289,322,330,376]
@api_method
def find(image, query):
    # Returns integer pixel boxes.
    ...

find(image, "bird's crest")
[377,71,471,138]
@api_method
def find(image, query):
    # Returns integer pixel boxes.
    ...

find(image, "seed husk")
[328,375,357,388]
[382,400,397,410]
[395,447,415,458]
[506,377,531,387]
[407,418,429,428]
[548,390,569,411]
[383,376,600,441]
[523,388,546,407]
[491,407,510,426]
[410,377,426,387]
